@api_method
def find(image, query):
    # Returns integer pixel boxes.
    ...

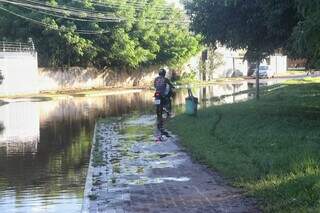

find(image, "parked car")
[253,65,274,78]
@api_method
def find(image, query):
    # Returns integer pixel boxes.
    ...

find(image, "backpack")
[155,76,166,96]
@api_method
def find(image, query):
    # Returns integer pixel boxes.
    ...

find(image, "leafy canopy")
[289,0,320,68]
[185,0,320,67]
[185,0,298,61]
[0,0,202,69]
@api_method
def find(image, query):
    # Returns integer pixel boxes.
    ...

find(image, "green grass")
[286,70,307,74]
[167,77,320,212]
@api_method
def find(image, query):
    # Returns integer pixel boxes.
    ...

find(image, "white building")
[209,46,287,78]
[0,41,39,96]
[183,45,288,80]
[213,46,248,78]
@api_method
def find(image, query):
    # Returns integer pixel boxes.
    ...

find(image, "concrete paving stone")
[82,116,260,213]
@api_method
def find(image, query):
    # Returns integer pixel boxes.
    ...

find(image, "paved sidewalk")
[83,115,259,213]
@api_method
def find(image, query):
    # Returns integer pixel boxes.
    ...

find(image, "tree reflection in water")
[0,91,154,212]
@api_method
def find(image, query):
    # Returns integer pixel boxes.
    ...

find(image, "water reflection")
[0,92,154,213]
[0,82,269,212]
[174,82,256,110]
[0,102,39,155]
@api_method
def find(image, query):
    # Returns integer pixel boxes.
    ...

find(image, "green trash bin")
[185,89,198,115]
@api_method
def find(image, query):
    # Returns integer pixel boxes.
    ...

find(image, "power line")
[23,0,186,16]
[6,2,122,23]
[24,0,116,16]
[0,0,122,21]
[84,0,189,23]
[0,6,110,34]
[75,0,177,12]
[0,0,190,26]
[3,0,188,24]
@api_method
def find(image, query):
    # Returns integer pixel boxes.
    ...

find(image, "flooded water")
[0,81,269,212]
[0,91,154,213]
[174,82,256,109]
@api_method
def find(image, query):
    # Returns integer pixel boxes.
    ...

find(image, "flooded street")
[0,81,273,212]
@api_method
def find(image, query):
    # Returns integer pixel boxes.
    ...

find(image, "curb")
[81,123,97,213]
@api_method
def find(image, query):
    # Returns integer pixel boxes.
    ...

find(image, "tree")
[206,47,224,80]
[0,0,98,67]
[185,0,299,98]
[0,0,202,69]
[288,0,320,69]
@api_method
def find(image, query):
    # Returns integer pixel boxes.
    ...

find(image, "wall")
[0,60,167,95]
[270,55,287,75]
[287,58,306,69]
[0,52,38,96]
[38,66,161,91]
[209,46,248,78]
[202,46,288,78]
[0,50,190,95]
[0,54,162,95]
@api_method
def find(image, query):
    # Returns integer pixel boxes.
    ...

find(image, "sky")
[166,0,183,8]
[166,0,179,3]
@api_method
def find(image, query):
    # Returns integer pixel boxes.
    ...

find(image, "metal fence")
[0,41,35,53]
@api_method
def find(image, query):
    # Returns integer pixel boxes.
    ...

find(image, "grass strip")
[167,77,320,212]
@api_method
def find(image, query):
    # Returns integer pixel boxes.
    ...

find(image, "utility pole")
[256,61,260,100]
[201,49,208,81]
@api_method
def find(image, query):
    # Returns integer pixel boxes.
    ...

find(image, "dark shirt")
[154,76,174,97]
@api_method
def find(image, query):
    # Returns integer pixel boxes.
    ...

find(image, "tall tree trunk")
[202,71,206,81]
